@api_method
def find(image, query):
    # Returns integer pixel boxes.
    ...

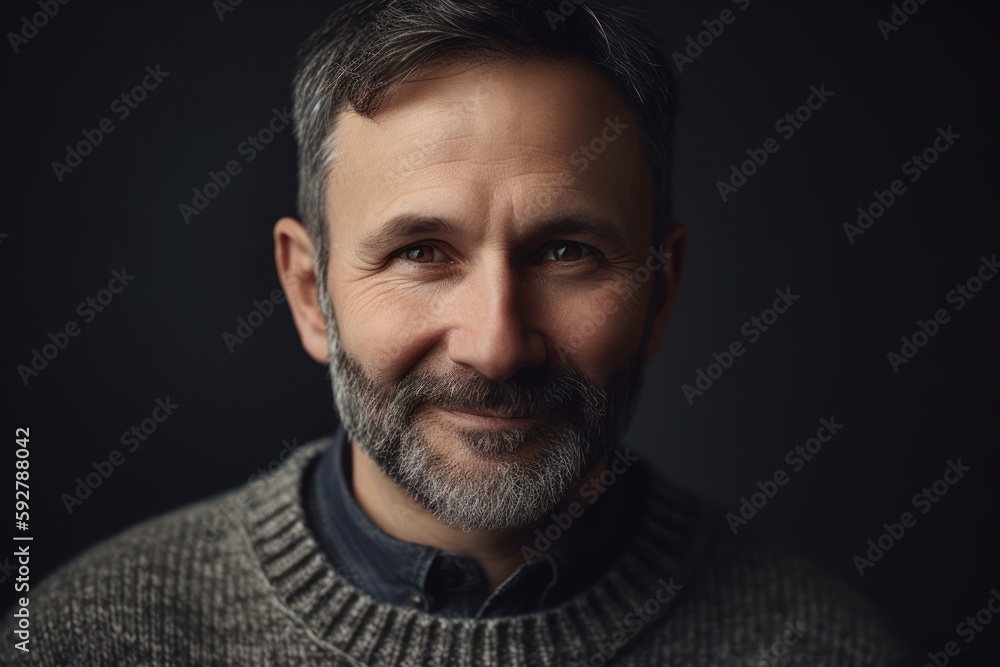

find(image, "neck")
[348,439,609,592]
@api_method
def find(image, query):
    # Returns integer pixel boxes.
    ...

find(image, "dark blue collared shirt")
[304,424,646,619]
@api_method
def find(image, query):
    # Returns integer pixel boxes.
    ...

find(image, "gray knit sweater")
[2,437,914,666]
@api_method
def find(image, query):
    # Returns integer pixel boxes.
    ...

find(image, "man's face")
[318,56,666,532]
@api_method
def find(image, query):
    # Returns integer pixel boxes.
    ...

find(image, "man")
[3,1,914,664]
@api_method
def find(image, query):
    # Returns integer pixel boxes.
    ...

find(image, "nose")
[446,262,547,382]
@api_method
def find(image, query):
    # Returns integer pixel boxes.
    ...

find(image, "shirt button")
[410,594,424,608]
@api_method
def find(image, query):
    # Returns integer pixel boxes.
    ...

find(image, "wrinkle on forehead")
[325,55,651,244]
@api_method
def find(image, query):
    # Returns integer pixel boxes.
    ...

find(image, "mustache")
[385,363,611,422]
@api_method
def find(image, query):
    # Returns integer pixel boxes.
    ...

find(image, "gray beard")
[321,297,648,532]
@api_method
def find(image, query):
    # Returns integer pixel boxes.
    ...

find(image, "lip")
[453,407,535,418]
[437,405,555,426]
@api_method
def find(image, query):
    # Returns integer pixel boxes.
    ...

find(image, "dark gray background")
[3,0,997,662]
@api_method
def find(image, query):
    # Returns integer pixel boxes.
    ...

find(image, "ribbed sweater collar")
[242,436,713,666]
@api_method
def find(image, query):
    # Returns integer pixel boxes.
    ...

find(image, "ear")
[643,222,685,363]
[274,217,329,364]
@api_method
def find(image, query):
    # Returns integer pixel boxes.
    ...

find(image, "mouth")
[435,404,559,428]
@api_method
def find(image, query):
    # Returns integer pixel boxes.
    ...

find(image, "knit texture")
[2,437,915,666]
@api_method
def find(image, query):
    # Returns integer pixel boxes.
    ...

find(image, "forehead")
[325,55,651,243]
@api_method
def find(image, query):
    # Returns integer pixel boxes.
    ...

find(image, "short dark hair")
[291,0,677,315]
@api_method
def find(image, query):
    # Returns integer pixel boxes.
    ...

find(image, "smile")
[435,405,555,428]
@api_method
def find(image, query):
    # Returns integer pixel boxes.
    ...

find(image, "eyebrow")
[356,212,632,258]
[357,215,460,257]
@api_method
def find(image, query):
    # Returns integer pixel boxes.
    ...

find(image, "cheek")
[546,279,650,376]
[331,276,446,384]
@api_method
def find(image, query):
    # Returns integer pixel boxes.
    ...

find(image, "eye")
[395,244,451,263]
[539,241,596,262]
